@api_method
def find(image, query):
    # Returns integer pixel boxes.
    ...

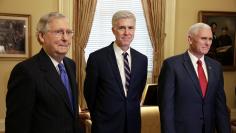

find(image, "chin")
[58,50,68,54]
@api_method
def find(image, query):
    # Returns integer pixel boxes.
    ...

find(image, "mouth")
[58,43,70,47]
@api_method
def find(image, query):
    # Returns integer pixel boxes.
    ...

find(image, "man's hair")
[187,22,211,37]
[36,12,66,33]
[112,10,136,27]
[210,22,217,27]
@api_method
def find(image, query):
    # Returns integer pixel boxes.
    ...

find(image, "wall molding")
[58,0,73,59]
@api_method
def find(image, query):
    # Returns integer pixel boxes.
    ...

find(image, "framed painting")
[198,11,236,71]
[0,13,31,60]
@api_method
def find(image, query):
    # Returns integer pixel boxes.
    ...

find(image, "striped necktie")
[122,52,131,92]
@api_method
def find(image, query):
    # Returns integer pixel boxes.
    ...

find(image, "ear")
[187,35,192,44]
[38,32,45,44]
[112,27,116,35]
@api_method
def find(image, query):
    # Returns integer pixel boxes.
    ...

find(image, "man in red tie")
[158,23,231,133]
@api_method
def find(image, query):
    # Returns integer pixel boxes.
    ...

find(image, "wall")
[0,0,59,130]
[174,0,236,108]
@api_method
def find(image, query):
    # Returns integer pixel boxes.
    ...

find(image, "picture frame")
[0,13,31,60]
[198,11,236,71]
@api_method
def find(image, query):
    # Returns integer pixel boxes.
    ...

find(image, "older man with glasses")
[5,12,80,133]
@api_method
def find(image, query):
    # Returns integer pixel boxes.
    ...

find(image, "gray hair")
[187,22,211,37]
[112,10,136,27]
[36,12,66,33]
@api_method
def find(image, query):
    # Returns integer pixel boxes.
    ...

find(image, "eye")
[55,30,64,34]
[128,26,134,30]
[66,30,74,35]
[118,26,126,30]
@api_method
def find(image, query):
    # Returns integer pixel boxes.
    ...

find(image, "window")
[85,0,153,71]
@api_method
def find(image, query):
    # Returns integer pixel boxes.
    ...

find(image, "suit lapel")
[204,57,214,98]
[129,48,137,94]
[38,49,75,115]
[107,43,126,97]
[183,52,203,97]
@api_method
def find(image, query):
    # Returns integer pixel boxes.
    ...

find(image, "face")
[112,18,135,50]
[188,28,213,58]
[39,18,72,61]
[211,24,217,33]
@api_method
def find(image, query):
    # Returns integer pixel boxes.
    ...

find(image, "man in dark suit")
[84,10,147,133]
[158,23,231,133]
[5,12,79,133]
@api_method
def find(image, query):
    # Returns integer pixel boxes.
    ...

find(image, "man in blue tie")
[157,23,231,133]
[5,12,80,133]
[84,10,147,133]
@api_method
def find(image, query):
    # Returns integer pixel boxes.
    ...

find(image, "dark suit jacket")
[84,42,147,133]
[158,51,231,133]
[5,49,79,133]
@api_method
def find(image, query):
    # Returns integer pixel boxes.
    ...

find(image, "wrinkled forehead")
[46,18,69,30]
[114,18,136,28]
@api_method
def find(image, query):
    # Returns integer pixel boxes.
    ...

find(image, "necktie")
[58,63,74,110]
[197,60,208,97]
[122,52,131,92]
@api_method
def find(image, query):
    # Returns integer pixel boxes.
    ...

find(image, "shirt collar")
[48,54,64,68]
[113,42,131,56]
[188,50,205,64]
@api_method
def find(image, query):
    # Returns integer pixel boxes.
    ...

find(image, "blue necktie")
[122,52,131,92]
[58,63,74,111]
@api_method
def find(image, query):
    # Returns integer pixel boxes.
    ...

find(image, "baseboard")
[0,119,4,132]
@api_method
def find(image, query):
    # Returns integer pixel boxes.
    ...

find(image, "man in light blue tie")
[6,12,80,133]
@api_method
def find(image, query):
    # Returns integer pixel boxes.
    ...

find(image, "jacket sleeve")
[158,60,176,133]
[84,53,99,117]
[215,65,231,133]
[5,63,35,133]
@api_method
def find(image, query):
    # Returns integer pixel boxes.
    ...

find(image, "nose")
[207,39,212,44]
[124,28,131,34]
[206,39,212,46]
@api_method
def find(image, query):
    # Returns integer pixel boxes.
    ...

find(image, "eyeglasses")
[47,29,74,38]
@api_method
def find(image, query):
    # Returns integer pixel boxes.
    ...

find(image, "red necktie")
[197,60,208,97]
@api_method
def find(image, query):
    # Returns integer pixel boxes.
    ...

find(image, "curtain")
[73,0,97,109]
[141,0,166,83]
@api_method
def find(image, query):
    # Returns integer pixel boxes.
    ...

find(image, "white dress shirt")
[113,42,131,96]
[188,50,208,80]
[48,55,64,74]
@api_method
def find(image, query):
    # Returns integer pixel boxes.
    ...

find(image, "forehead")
[115,18,135,26]
[47,18,69,29]
[195,28,212,37]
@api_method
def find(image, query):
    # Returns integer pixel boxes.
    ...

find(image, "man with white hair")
[158,23,231,133]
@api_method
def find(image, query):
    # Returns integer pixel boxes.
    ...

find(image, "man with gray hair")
[5,12,80,133]
[157,22,231,133]
[84,10,147,133]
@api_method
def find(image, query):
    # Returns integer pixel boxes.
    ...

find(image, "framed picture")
[0,13,31,60]
[198,11,236,71]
